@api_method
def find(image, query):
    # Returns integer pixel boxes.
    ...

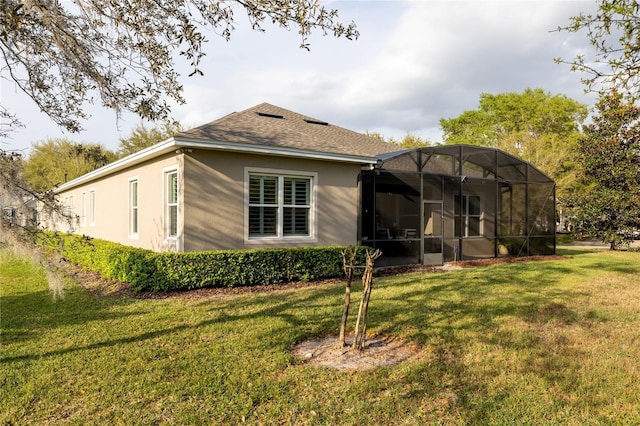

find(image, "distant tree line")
[20,122,181,192]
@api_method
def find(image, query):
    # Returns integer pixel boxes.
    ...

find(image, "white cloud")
[3,1,599,152]
[321,1,599,140]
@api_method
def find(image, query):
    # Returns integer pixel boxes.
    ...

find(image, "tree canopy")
[117,122,182,158]
[0,0,358,137]
[390,134,430,149]
[366,131,430,149]
[1,149,74,240]
[556,0,640,100]
[567,92,640,249]
[23,139,115,192]
[439,88,588,200]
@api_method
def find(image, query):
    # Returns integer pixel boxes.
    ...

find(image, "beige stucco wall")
[54,153,182,251]
[53,149,361,252]
[183,150,361,251]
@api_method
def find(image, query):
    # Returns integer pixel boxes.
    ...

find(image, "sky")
[1,1,600,156]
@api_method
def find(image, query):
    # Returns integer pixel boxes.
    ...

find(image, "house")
[52,103,556,266]
[52,103,401,253]
[1,193,38,230]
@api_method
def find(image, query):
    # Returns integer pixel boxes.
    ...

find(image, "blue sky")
[1,1,598,155]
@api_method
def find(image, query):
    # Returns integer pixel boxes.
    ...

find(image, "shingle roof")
[177,103,400,158]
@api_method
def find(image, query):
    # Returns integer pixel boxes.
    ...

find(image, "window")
[455,195,482,237]
[247,170,314,240]
[129,179,139,237]
[81,192,86,226]
[165,170,178,238]
[89,190,96,225]
[249,175,278,236]
[283,177,311,235]
[65,195,74,215]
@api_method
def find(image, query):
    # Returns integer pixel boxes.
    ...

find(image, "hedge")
[50,234,365,292]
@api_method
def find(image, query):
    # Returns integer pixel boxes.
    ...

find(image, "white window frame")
[89,189,96,226]
[164,167,179,241]
[65,195,74,216]
[81,192,86,226]
[244,167,317,244]
[128,177,139,239]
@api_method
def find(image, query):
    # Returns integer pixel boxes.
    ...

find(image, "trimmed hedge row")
[52,234,363,292]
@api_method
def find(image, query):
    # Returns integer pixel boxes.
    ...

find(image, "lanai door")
[423,201,443,265]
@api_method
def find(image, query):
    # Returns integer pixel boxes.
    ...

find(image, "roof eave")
[54,138,179,193]
[174,136,379,165]
[54,136,379,193]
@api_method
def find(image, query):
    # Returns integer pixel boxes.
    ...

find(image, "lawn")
[1,247,640,425]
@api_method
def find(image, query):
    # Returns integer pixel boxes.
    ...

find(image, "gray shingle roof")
[177,103,400,158]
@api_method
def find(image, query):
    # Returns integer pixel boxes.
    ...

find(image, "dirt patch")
[292,334,421,370]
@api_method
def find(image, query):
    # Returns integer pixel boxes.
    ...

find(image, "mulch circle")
[292,334,421,370]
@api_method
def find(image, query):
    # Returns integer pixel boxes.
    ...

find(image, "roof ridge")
[176,102,401,158]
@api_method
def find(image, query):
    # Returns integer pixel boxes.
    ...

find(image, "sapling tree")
[338,246,357,348]
[351,248,382,351]
[338,246,382,351]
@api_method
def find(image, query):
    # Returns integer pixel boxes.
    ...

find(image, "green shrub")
[51,235,365,292]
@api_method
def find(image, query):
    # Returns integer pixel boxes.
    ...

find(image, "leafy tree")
[0,150,64,235]
[391,134,430,149]
[1,1,358,135]
[365,131,386,141]
[23,139,116,192]
[365,131,430,148]
[1,151,31,222]
[0,149,77,299]
[440,88,588,200]
[117,122,182,158]
[556,0,640,100]
[0,107,22,139]
[568,92,640,249]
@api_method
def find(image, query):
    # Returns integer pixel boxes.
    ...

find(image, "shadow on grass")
[4,250,636,380]
[3,249,638,424]
[1,287,150,361]
[1,284,339,364]
[364,251,640,414]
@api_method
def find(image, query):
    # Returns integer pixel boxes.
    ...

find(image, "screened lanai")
[359,145,556,266]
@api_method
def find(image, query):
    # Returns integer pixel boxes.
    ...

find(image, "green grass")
[2,247,640,425]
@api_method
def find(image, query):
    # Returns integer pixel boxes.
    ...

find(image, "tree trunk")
[338,246,357,347]
[352,248,382,351]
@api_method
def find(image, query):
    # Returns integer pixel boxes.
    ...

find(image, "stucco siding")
[54,153,182,251]
[53,149,361,253]
[182,150,360,251]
